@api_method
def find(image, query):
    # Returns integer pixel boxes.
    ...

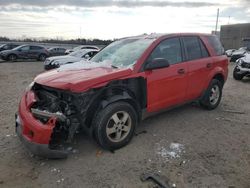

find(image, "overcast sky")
[0,0,249,39]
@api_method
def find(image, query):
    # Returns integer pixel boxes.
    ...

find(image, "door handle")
[177,68,185,74]
[206,63,212,68]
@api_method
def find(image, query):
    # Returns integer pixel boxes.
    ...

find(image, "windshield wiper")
[111,65,118,69]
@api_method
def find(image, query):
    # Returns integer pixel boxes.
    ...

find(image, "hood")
[240,53,250,63]
[232,50,246,56]
[34,66,133,92]
[0,49,12,54]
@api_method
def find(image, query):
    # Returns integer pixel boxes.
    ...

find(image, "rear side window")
[31,46,43,50]
[147,37,183,65]
[182,37,202,61]
[207,36,224,56]
[199,40,209,57]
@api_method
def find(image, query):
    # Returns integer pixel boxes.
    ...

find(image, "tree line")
[0,36,113,46]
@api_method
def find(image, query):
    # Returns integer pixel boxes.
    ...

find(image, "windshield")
[69,50,86,58]
[91,38,155,68]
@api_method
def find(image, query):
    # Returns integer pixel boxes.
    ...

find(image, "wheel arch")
[84,77,147,134]
[206,67,227,88]
[212,73,225,85]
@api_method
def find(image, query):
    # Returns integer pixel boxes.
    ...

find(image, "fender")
[205,66,226,88]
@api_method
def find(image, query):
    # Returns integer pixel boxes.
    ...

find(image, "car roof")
[120,33,215,41]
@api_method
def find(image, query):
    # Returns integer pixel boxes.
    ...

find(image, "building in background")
[220,23,250,50]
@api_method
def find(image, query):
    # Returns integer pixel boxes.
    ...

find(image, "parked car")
[233,53,250,80]
[48,47,66,56]
[65,45,100,54]
[230,47,249,62]
[225,49,236,57]
[0,45,49,61]
[44,49,99,70]
[0,43,20,52]
[16,33,228,158]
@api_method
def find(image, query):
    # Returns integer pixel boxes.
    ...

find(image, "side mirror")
[145,58,170,70]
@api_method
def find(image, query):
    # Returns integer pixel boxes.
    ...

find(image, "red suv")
[15,33,228,158]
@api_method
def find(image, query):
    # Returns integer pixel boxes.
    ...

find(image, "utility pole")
[215,8,220,33]
[228,16,231,25]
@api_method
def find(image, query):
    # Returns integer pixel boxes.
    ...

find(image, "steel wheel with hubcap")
[93,101,137,150]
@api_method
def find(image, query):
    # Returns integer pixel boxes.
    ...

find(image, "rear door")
[181,36,212,101]
[145,37,189,112]
[30,46,43,59]
[18,46,30,59]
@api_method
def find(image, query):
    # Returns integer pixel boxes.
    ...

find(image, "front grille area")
[241,62,250,69]
[30,83,92,147]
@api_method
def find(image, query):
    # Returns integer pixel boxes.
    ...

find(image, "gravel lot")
[0,60,249,188]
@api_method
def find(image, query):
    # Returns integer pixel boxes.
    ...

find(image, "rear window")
[207,36,224,56]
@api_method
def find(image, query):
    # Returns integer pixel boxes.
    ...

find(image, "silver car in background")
[65,45,100,54]
[44,49,99,70]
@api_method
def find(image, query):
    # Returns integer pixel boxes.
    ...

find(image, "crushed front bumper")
[15,91,68,159]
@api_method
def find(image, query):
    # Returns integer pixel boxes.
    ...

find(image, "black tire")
[8,54,17,61]
[92,101,138,151]
[200,79,223,110]
[233,66,244,80]
[38,54,47,61]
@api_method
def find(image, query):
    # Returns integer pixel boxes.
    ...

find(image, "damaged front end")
[16,83,94,158]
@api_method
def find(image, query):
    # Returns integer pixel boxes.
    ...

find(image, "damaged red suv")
[16,33,228,158]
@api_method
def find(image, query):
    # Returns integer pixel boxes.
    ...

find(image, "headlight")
[236,59,242,66]
[51,61,59,65]
[25,81,34,91]
[44,59,51,65]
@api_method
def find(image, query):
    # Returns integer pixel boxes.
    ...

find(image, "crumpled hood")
[240,53,250,63]
[34,67,133,92]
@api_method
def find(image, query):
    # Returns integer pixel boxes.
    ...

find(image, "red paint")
[18,33,228,145]
[19,91,55,144]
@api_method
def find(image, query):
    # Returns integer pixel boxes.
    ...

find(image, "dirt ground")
[0,60,249,188]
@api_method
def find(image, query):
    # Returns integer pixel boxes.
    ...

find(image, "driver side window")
[148,37,183,65]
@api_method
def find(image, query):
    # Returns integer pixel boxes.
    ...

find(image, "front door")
[145,37,188,112]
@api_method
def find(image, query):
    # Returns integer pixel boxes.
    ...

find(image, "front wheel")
[200,79,223,110]
[233,66,244,80]
[93,102,137,151]
[8,54,17,61]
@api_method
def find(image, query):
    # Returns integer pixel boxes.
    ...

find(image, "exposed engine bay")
[31,83,94,149]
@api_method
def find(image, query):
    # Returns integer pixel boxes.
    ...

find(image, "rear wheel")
[38,54,47,61]
[8,54,17,61]
[93,102,137,150]
[233,66,244,80]
[200,79,223,110]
